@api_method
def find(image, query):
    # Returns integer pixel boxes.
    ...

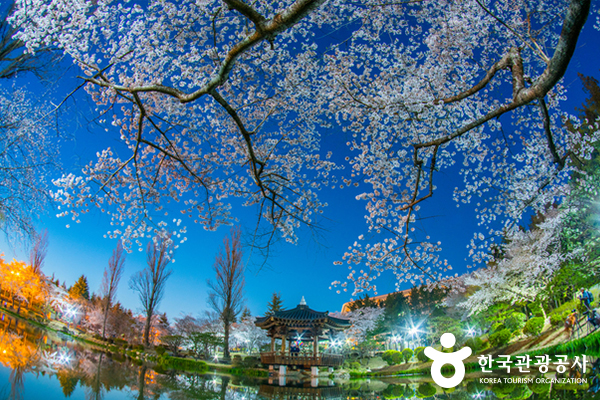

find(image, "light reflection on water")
[1,313,599,399]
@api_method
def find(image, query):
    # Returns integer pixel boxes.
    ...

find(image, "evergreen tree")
[241,307,252,319]
[69,275,90,300]
[348,294,380,311]
[57,371,78,397]
[382,292,410,331]
[266,292,283,315]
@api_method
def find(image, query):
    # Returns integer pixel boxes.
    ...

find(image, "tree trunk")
[137,366,147,400]
[101,299,110,339]
[223,321,230,360]
[143,311,152,346]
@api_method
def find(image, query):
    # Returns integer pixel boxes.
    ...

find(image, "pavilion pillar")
[270,336,275,352]
[281,336,286,356]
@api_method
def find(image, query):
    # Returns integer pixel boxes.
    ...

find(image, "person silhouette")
[424,333,472,388]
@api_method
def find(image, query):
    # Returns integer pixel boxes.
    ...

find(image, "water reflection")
[1,312,600,399]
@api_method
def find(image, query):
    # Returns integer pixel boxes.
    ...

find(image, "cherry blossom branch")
[539,97,568,170]
[474,0,550,63]
[222,0,266,33]
[420,0,589,150]
[85,0,327,104]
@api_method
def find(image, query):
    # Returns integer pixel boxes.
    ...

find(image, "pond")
[1,313,599,399]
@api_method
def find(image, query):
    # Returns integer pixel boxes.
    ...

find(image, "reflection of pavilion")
[258,384,343,400]
[255,297,350,376]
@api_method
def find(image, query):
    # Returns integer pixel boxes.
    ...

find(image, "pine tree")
[57,372,78,397]
[266,292,283,315]
[241,307,252,319]
[69,275,90,300]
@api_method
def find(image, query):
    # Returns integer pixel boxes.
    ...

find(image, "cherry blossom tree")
[231,316,268,354]
[331,306,384,345]
[0,3,59,241]
[0,88,56,240]
[9,0,599,292]
[454,207,574,315]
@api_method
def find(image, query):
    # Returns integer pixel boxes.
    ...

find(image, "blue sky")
[1,11,599,322]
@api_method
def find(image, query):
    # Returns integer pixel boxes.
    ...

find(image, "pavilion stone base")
[279,365,287,376]
[311,377,319,387]
[311,366,319,376]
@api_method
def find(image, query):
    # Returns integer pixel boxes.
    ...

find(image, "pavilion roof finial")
[299,296,307,306]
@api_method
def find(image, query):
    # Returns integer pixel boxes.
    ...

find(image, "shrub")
[415,347,427,362]
[550,310,571,326]
[402,348,414,363]
[158,356,208,372]
[505,312,527,333]
[523,317,544,336]
[391,351,403,365]
[382,384,404,399]
[135,344,144,351]
[417,382,436,398]
[232,355,243,367]
[489,329,512,347]
[242,356,260,368]
[480,339,490,351]
[490,322,505,333]
[465,338,481,353]
[464,337,485,353]
[350,361,361,370]
[156,346,166,356]
[382,350,396,365]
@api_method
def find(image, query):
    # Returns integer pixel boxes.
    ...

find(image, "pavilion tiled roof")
[255,297,351,330]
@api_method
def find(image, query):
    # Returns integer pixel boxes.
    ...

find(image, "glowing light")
[43,348,73,367]
[465,326,476,337]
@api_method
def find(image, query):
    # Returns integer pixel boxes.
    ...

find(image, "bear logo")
[424,333,472,388]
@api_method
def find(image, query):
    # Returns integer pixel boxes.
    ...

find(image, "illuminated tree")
[100,241,125,339]
[207,227,245,360]
[332,307,384,346]
[10,0,597,292]
[456,207,570,315]
[129,235,174,346]
[69,275,90,301]
[231,316,268,354]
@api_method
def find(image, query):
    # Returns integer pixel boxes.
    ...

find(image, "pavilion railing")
[259,352,344,367]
